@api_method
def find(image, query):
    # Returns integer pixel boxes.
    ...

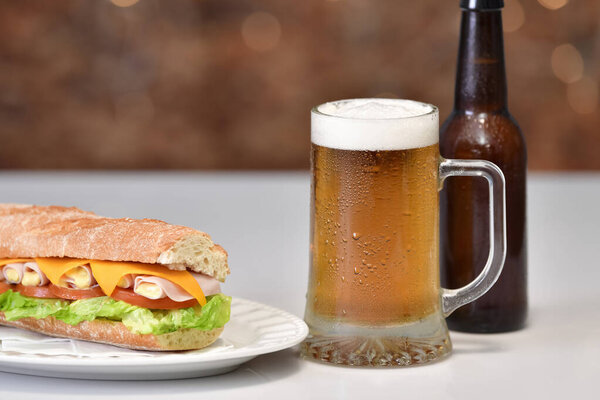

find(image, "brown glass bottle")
[440,0,527,332]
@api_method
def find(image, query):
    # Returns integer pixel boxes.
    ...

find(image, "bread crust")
[0,204,229,281]
[0,313,224,351]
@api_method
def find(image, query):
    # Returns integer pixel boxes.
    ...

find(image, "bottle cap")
[460,0,504,10]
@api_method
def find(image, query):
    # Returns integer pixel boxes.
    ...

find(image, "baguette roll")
[0,313,224,351]
[0,204,231,351]
[0,204,229,281]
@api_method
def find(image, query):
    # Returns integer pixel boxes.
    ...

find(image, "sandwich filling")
[0,258,231,335]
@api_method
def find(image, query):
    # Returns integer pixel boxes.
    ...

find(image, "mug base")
[301,313,452,367]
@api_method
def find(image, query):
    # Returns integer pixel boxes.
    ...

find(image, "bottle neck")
[454,9,507,112]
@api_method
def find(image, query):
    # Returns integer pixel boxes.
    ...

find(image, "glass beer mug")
[302,99,506,367]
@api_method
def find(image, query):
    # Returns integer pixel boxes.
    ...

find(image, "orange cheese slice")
[89,260,206,306]
[35,258,206,306]
[34,258,90,287]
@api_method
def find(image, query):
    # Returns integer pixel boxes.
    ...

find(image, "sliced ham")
[117,274,134,289]
[60,265,97,289]
[133,273,221,302]
[2,262,49,286]
[192,273,221,296]
[23,262,49,286]
[3,263,25,284]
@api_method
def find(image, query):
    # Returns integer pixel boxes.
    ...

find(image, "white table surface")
[0,171,598,399]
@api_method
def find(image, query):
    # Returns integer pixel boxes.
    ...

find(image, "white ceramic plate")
[0,298,308,380]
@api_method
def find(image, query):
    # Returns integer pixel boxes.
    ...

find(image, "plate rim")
[0,297,308,367]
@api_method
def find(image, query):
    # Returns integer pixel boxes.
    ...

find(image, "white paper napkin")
[0,326,234,358]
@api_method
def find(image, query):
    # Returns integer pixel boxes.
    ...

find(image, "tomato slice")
[110,287,198,310]
[15,284,58,299]
[49,284,105,300]
[0,282,58,298]
[0,281,10,294]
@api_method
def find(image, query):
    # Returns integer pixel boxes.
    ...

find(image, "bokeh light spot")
[567,77,598,115]
[551,43,584,84]
[503,0,525,33]
[110,0,140,8]
[537,0,569,10]
[241,12,282,52]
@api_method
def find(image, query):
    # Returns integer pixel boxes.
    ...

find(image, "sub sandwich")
[0,204,230,351]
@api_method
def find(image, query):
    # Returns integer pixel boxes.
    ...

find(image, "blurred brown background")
[0,0,598,170]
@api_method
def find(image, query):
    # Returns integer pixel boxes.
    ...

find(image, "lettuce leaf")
[0,290,69,321]
[0,290,231,335]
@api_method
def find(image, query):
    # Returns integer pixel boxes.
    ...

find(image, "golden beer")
[302,98,507,367]
[308,143,440,325]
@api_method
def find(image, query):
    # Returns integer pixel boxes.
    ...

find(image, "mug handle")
[438,158,507,317]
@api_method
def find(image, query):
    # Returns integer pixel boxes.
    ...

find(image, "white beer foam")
[311,99,439,151]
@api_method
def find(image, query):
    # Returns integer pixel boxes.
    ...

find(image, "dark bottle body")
[440,7,527,332]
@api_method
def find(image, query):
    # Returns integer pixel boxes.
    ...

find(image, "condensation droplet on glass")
[352,232,361,240]
[353,267,360,275]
